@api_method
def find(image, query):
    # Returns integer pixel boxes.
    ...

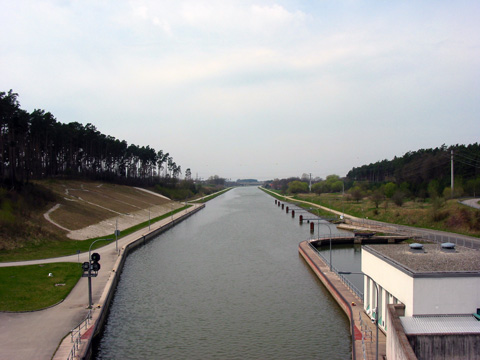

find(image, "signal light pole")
[82,238,113,308]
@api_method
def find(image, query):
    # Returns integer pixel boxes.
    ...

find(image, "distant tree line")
[0,90,181,187]
[267,143,480,200]
[346,144,480,197]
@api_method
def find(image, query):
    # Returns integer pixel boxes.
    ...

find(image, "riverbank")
[298,240,387,360]
[0,203,205,360]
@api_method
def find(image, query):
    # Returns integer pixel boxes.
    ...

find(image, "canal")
[94,187,357,359]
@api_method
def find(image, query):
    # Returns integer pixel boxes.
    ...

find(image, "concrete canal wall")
[298,241,358,360]
[298,240,387,360]
[63,204,205,360]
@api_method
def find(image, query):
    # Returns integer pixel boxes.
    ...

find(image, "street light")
[338,271,379,360]
[316,219,334,271]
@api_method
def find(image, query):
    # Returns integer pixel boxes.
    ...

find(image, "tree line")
[267,143,480,199]
[346,144,480,197]
[1,90,182,187]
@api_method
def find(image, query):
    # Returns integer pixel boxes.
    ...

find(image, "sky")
[1,1,479,181]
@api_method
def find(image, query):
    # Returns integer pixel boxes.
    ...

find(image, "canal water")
[94,187,358,359]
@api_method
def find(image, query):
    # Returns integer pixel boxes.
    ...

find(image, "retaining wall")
[298,241,357,360]
[81,204,205,359]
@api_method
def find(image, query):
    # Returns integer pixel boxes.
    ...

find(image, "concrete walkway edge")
[52,203,205,360]
[299,240,387,360]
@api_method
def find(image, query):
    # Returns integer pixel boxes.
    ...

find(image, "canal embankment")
[53,203,205,360]
[298,240,387,360]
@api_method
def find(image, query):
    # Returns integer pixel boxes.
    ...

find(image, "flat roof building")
[361,243,480,359]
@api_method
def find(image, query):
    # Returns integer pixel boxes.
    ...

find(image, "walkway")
[0,204,204,360]
[461,198,480,210]
[299,241,387,360]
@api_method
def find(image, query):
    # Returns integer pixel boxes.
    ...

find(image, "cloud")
[1,1,479,180]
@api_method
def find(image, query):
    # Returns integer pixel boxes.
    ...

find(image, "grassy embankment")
[0,206,190,312]
[0,205,190,263]
[259,187,335,218]
[0,180,200,311]
[261,187,480,238]
[191,187,233,203]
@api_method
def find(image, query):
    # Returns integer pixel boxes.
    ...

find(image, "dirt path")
[43,204,71,232]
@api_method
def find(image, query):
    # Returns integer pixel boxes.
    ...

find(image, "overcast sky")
[1,1,479,181]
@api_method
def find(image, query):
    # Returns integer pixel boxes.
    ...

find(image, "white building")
[361,243,480,359]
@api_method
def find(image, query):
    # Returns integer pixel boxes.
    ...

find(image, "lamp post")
[338,271,379,360]
[317,219,334,271]
[87,238,113,308]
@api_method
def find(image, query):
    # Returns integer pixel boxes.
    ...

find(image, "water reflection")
[94,187,352,359]
[316,244,363,293]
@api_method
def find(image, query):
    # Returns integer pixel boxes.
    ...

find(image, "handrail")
[308,242,363,300]
[67,309,92,360]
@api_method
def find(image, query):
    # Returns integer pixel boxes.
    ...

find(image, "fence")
[67,309,92,360]
[307,242,363,300]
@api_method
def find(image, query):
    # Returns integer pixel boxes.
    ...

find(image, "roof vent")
[409,243,424,253]
[441,242,456,253]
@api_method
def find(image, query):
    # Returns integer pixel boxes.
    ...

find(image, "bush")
[392,191,405,207]
[287,181,309,194]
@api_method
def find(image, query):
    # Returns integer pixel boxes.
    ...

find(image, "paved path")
[299,241,387,360]
[0,204,203,360]
[461,198,480,210]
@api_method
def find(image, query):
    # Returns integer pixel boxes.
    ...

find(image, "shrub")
[392,191,405,207]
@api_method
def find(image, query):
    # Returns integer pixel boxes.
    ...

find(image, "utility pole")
[451,150,454,198]
[309,173,312,192]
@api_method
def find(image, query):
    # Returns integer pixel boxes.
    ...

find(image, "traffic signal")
[91,252,101,272]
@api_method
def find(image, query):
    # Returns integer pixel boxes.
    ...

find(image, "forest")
[0,90,181,188]
[269,143,480,199]
[346,144,480,197]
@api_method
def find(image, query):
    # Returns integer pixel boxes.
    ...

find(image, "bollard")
[286,206,289,214]
[281,204,284,210]
[275,199,277,205]
[310,222,314,233]
[299,215,303,224]
[292,210,295,218]
[278,202,280,207]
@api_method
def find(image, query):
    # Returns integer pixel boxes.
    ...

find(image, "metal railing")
[308,242,363,300]
[309,232,354,240]
[348,217,480,249]
[67,309,92,360]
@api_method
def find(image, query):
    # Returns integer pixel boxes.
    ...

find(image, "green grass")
[260,188,338,218]
[0,263,82,312]
[0,206,190,263]
[293,193,480,238]
[261,187,480,238]
[191,187,233,203]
